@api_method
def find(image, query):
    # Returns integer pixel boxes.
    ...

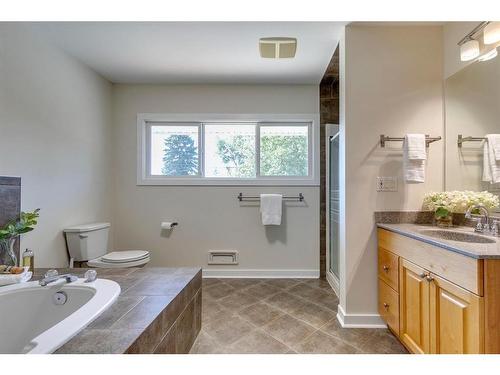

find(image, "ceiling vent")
[259,37,297,59]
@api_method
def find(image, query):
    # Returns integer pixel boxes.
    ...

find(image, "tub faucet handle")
[44,269,58,278]
[84,269,97,283]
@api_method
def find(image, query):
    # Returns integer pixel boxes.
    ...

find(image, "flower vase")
[0,237,18,266]
[435,213,453,228]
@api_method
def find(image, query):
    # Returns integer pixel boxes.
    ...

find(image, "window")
[138,114,318,185]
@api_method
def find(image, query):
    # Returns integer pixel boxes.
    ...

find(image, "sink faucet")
[39,269,78,286]
[465,204,490,233]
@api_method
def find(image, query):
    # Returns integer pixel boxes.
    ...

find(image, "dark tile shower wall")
[319,47,339,278]
[0,176,21,265]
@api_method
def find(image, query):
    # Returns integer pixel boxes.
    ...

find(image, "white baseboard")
[202,268,320,278]
[336,305,387,328]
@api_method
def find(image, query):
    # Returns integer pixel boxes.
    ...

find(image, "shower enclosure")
[326,124,340,295]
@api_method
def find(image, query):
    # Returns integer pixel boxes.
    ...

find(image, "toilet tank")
[63,223,111,261]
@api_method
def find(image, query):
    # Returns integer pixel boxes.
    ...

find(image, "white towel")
[484,135,500,184]
[405,134,427,160]
[486,134,500,161]
[260,194,282,225]
[403,134,426,183]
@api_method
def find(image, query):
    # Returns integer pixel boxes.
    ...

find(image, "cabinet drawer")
[378,247,399,291]
[378,278,400,334]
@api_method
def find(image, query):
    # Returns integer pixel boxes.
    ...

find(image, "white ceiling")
[36,22,344,84]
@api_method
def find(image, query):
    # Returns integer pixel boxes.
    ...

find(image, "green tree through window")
[216,135,255,177]
[260,135,308,176]
[162,134,198,176]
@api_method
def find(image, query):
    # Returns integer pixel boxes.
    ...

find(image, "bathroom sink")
[418,229,496,244]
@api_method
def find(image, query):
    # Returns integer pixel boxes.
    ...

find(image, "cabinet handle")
[383,302,390,310]
[383,265,390,272]
[419,272,428,279]
[425,275,434,282]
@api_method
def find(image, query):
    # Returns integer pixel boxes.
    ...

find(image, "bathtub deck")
[33,267,202,354]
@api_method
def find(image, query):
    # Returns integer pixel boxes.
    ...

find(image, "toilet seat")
[87,250,150,268]
[101,250,149,263]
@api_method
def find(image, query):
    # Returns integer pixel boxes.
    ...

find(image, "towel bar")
[380,134,441,148]
[237,193,304,202]
[457,134,487,148]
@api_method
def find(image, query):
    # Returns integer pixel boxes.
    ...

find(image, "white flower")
[423,191,499,213]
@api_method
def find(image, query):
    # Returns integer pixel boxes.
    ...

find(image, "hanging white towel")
[484,134,500,184]
[403,134,426,183]
[260,194,282,225]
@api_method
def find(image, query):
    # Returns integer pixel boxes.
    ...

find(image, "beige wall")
[111,84,320,276]
[341,25,444,318]
[0,24,113,267]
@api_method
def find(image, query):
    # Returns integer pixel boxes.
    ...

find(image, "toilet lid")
[101,250,150,263]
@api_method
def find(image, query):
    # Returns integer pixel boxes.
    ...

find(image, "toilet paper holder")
[161,222,179,229]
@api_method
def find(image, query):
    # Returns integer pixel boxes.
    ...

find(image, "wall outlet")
[377,177,398,192]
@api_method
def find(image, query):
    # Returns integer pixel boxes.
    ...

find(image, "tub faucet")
[39,269,78,286]
[465,204,490,233]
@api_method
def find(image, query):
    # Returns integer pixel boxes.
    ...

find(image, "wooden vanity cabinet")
[378,228,500,354]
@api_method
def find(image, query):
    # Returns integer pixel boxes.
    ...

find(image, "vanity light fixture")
[460,39,480,61]
[483,22,500,45]
[259,37,297,59]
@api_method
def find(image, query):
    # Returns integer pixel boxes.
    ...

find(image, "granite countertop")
[377,223,500,259]
[32,267,202,354]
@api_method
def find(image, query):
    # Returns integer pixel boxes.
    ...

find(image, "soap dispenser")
[22,248,34,272]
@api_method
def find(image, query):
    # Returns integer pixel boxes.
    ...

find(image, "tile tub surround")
[0,177,21,265]
[32,267,201,354]
[192,278,406,354]
[378,223,500,259]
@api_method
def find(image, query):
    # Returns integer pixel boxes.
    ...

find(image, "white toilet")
[63,222,150,268]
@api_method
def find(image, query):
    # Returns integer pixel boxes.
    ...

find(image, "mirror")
[445,56,500,211]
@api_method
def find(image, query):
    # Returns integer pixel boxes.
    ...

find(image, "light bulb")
[460,39,480,61]
[483,22,500,45]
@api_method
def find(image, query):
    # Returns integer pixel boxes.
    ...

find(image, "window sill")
[137,177,320,186]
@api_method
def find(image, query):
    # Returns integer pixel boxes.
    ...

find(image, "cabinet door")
[399,259,430,354]
[429,273,484,354]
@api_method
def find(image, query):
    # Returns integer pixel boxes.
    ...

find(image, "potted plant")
[0,209,40,266]
[423,191,499,228]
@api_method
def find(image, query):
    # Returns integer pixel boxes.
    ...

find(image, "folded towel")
[486,134,500,161]
[260,194,282,225]
[403,134,426,183]
[484,135,500,184]
[405,134,427,160]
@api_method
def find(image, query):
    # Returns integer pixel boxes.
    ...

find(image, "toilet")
[63,222,150,268]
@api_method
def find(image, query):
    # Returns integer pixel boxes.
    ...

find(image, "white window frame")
[137,113,320,186]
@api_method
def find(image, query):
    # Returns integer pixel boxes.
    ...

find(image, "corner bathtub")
[0,278,120,353]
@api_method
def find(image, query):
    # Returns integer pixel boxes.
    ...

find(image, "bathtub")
[0,278,120,353]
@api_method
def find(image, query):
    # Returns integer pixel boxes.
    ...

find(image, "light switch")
[377,177,398,192]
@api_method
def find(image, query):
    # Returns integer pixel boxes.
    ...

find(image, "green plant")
[0,209,40,240]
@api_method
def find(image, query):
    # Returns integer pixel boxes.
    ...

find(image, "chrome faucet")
[39,269,78,286]
[465,204,491,234]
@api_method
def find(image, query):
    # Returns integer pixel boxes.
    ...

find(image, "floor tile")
[202,299,234,324]
[203,315,254,346]
[302,278,334,291]
[262,313,316,347]
[217,291,260,312]
[222,278,263,290]
[237,302,284,327]
[294,330,361,354]
[190,331,226,354]
[263,279,303,290]
[265,292,307,315]
[204,282,236,300]
[226,329,290,354]
[358,329,408,354]
[202,278,223,287]
[291,302,336,329]
[245,283,282,299]
[320,318,376,348]
[288,283,338,311]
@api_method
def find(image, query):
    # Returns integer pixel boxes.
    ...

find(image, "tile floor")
[190,278,408,354]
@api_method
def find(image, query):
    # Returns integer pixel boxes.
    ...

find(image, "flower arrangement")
[0,209,40,266]
[423,191,499,227]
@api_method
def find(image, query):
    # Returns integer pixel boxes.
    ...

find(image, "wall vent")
[208,250,239,265]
